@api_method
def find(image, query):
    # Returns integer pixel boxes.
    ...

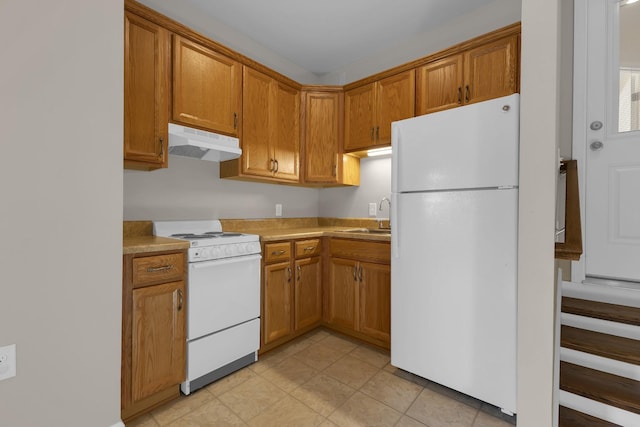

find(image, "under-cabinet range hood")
[168,123,241,162]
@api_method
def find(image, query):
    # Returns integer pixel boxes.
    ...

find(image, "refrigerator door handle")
[391,193,399,258]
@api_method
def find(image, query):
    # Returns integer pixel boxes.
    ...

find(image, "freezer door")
[391,93,519,193]
[391,188,517,414]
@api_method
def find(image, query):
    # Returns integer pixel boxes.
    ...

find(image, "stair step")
[562,297,640,326]
[561,325,640,365]
[560,361,640,415]
[558,405,622,427]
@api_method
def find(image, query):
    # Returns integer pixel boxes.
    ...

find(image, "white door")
[574,0,640,283]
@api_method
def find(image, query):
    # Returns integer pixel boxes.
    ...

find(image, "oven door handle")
[189,254,262,270]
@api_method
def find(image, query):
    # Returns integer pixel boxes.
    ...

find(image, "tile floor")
[128,329,516,427]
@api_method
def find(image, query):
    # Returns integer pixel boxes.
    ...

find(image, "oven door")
[188,253,261,340]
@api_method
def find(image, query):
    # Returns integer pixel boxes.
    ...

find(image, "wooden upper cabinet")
[463,35,519,105]
[376,71,415,144]
[172,35,241,136]
[344,70,415,152]
[273,82,300,181]
[124,12,170,170]
[302,90,342,184]
[416,54,464,115]
[236,66,299,182]
[344,84,376,152]
[417,34,519,115]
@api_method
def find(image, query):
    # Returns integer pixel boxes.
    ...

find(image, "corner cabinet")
[123,12,170,170]
[261,239,322,352]
[344,70,415,152]
[122,250,187,423]
[172,35,242,136]
[221,67,300,183]
[326,238,391,348]
[301,89,360,186]
[416,34,519,115]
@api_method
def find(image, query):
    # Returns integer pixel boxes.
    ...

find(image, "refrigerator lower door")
[391,188,517,414]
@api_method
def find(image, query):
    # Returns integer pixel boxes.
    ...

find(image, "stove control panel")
[189,241,261,262]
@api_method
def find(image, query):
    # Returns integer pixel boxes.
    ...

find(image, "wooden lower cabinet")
[326,239,391,348]
[261,239,322,352]
[122,250,187,423]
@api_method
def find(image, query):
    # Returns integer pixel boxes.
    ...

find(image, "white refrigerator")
[390,93,519,415]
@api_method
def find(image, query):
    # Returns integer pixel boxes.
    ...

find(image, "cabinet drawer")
[133,253,185,286]
[264,242,291,263]
[295,239,322,258]
[329,239,390,264]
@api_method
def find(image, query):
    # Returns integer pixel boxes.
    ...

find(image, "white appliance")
[168,123,242,162]
[153,220,261,395]
[390,94,519,415]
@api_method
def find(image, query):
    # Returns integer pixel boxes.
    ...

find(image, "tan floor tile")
[360,370,423,412]
[473,411,515,427]
[126,414,159,427]
[247,395,325,427]
[406,388,478,427]
[259,356,318,392]
[290,373,356,417]
[324,354,379,389]
[328,391,402,427]
[320,334,359,354]
[218,375,287,422]
[294,342,347,370]
[349,344,390,368]
[318,420,339,427]
[166,398,247,426]
[276,336,316,357]
[151,390,215,426]
[249,348,292,374]
[205,367,258,396]
[395,415,428,427]
[306,329,332,342]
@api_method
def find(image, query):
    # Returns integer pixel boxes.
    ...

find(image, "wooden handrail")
[555,160,583,260]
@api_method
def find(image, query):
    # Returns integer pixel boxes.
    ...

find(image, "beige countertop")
[123,235,190,255]
[254,226,390,242]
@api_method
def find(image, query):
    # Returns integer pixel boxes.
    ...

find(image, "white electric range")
[153,220,261,395]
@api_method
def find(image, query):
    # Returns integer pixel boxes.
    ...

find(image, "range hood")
[168,123,241,162]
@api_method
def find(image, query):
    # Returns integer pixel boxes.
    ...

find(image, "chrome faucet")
[378,196,391,229]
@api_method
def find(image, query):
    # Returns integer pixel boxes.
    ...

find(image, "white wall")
[124,156,320,220]
[319,0,522,85]
[517,0,562,425]
[0,1,123,426]
[319,157,392,219]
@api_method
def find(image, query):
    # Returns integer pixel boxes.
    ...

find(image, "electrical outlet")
[0,344,16,381]
[368,203,377,217]
[275,203,283,217]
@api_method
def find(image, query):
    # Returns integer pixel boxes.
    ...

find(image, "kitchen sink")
[337,228,391,235]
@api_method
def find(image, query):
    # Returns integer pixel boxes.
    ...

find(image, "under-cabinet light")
[367,147,392,157]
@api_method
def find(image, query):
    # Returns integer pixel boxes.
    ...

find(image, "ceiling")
[149,0,499,76]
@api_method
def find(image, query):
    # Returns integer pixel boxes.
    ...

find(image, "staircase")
[558,282,640,426]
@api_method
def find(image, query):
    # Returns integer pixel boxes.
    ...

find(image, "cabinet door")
[294,257,322,331]
[242,67,274,178]
[326,258,357,329]
[131,280,185,402]
[416,54,464,115]
[344,84,375,151]
[358,262,391,344]
[273,82,300,182]
[172,36,241,135]
[376,70,415,144]
[303,91,341,183]
[263,261,294,345]
[463,35,519,105]
[124,12,169,169]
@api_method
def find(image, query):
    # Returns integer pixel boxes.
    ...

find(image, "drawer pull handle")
[303,246,315,251]
[271,250,286,256]
[146,264,173,273]
[177,289,184,311]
